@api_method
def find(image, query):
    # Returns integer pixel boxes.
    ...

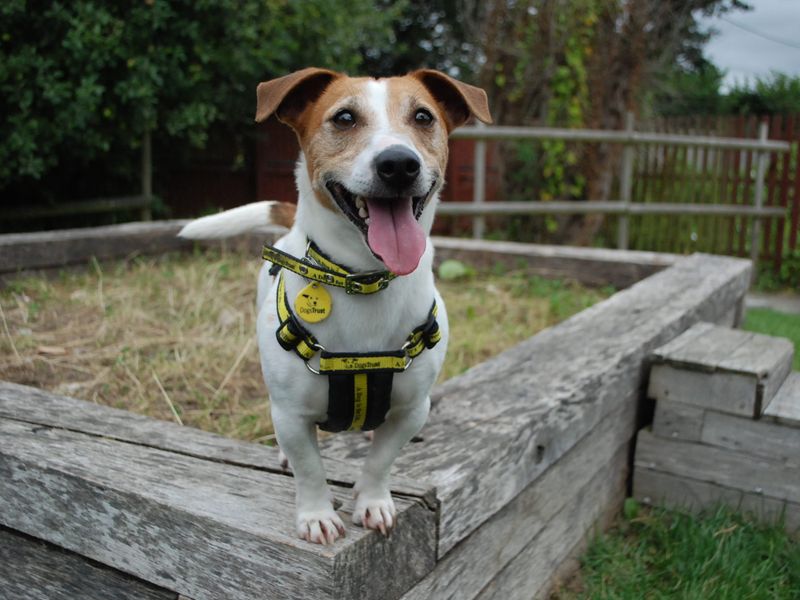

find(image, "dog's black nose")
[375,145,420,189]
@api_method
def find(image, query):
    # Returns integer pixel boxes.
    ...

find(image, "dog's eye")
[332,109,357,130]
[414,108,434,127]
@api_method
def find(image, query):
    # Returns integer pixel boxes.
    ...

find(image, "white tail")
[178,201,281,240]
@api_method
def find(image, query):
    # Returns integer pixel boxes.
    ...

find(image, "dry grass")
[0,248,611,441]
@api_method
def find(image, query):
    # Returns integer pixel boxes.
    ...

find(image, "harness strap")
[271,270,441,432]
[263,242,396,295]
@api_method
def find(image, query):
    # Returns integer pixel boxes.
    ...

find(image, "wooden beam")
[0,394,437,600]
[0,196,152,221]
[401,394,635,600]
[452,125,791,152]
[432,237,678,289]
[649,322,794,418]
[320,253,751,555]
[436,201,788,217]
[0,527,177,600]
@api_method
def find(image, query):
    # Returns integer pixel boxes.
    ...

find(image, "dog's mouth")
[325,181,435,275]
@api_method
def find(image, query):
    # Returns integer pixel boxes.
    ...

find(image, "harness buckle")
[344,270,390,294]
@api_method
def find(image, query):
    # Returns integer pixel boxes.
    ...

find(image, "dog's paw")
[352,492,396,537]
[296,508,346,545]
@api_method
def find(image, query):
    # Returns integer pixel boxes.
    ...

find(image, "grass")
[743,307,800,371]
[0,248,611,441]
[555,503,800,600]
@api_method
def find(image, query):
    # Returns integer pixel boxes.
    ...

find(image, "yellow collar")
[262,240,396,295]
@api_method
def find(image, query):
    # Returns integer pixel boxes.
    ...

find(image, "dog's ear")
[255,68,340,128]
[411,70,492,130]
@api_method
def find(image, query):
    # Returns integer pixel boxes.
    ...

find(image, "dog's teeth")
[365,217,371,225]
[358,207,368,218]
[355,196,365,209]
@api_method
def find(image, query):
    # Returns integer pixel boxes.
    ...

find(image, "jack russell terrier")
[179,67,491,545]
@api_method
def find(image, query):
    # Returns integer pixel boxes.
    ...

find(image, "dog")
[179,67,491,545]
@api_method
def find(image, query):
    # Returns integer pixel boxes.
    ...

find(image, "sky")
[699,0,800,89]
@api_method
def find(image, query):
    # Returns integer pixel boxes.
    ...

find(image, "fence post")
[617,111,635,250]
[472,121,487,239]
[141,131,153,221]
[750,121,769,279]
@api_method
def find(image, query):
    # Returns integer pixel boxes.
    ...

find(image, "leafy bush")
[0,0,402,196]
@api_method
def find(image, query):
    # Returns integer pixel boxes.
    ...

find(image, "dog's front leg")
[353,396,430,535]
[272,408,346,545]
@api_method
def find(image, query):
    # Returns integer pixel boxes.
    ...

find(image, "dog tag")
[294,282,332,323]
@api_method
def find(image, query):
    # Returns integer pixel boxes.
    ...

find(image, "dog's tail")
[178,201,296,240]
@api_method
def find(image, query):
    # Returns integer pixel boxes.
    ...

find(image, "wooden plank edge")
[400,396,636,600]
[0,419,437,600]
[0,526,177,600]
[0,381,436,505]
[634,468,800,533]
[473,442,629,600]
[431,237,678,289]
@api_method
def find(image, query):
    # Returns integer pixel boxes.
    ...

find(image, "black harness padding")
[321,372,394,432]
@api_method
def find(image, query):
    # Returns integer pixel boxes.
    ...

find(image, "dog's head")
[255,68,492,275]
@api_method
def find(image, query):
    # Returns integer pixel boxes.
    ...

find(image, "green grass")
[743,308,800,371]
[556,503,800,600]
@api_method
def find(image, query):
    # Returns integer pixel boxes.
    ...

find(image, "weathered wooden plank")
[764,372,800,428]
[652,400,705,441]
[401,392,637,600]
[321,254,751,555]
[0,220,284,276]
[1,222,675,290]
[0,381,435,505]
[474,443,629,600]
[634,468,800,532]
[635,429,800,502]
[0,527,177,600]
[0,418,436,600]
[701,410,800,466]
[649,363,758,417]
[431,237,678,289]
[649,322,794,417]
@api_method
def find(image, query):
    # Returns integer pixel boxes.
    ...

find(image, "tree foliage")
[0,0,403,196]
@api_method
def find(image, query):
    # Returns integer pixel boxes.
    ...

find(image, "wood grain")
[431,236,678,289]
[0,417,436,600]
[475,443,629,600]
[0,381,435,505]
[635,467,800,532]
[649,322,794,417]
[701,410,800,466]
[764,372,800,427]
[0,527,176,600]
[0,220,283,276]
[401,394,637,600]
[322,253,751,555]
[652,400,705,442]
[635,429,800,503]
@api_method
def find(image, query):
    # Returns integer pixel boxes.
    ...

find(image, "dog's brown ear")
[411,70,492,130]
[255,68,340,127]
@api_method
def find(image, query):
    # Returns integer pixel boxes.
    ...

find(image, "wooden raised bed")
[0,223,751,599]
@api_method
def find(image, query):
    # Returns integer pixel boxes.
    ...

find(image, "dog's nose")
[375,145,420,189]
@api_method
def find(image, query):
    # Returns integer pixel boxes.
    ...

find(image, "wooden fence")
[444,116,798,270]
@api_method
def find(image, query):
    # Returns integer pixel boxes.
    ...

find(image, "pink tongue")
[365,197,426,275]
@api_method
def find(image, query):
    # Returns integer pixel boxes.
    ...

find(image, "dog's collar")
[262,240,396,295]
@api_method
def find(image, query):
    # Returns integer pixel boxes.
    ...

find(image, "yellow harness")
[265,242,441,432]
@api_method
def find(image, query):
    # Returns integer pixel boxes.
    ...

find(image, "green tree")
[0,0,403,201]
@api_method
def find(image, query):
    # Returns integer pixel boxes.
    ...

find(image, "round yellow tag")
[294,282,332,323]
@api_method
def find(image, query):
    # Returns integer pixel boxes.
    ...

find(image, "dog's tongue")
[365,197,426,275]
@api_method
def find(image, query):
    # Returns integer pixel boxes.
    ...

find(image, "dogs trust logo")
[294,282,331,323]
